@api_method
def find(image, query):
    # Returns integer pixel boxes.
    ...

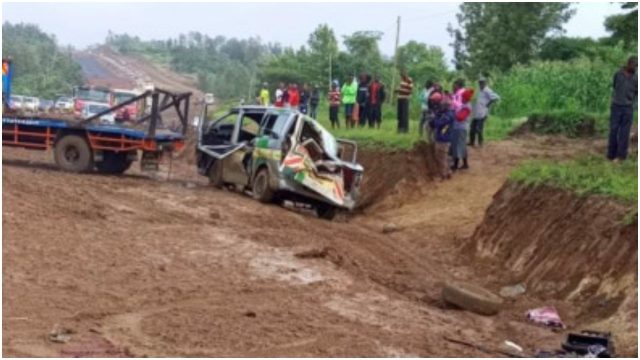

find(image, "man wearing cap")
[469,77,500,147]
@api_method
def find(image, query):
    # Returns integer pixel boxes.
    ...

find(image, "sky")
[2,2,626,65]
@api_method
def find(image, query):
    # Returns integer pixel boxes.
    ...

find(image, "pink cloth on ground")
[526,305,565,328]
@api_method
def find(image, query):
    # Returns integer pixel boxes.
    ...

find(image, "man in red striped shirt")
[394,68,413,133]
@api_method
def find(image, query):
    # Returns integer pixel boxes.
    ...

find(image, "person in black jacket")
[368,75,386,128]
[356,72,371,127]
[309,84,320,119]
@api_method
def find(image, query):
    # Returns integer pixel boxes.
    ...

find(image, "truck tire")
[252,167,274,203]
[54,134,94,173]
[96,151,132,174]
[442,281,503,316]
[316,204,337,220]
[208,160,224,188]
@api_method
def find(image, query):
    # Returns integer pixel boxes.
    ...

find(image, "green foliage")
[107,31,271,101]
[510,156,638,207]
[520,110,607,138]
[2,22,83,99]
[539,37,606,62]
[490,55,628,118]
[449,2,575,75]
[603,2,638,49]
[397,41,449,84]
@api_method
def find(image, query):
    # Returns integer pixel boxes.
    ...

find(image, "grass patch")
[510,155,638,222]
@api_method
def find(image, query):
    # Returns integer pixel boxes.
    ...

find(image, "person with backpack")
[420,80,441,140]
[429,93,453,180]
[328,81,341,128]
[309,84,320,119]
[368,75,386,128]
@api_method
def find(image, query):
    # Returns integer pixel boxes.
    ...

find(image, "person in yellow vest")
[259,83,270,106]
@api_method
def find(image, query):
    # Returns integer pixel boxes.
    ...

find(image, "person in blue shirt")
[429,93,454,180]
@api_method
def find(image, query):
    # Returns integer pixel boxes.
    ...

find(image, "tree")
[449,3,575,75]
[2,22,83,98]
[603,2,638,49]
[342,31,384,76]
[397,40,448,83]
[307,24,338,85]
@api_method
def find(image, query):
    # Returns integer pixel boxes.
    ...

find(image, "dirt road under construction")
[3,51,637,357]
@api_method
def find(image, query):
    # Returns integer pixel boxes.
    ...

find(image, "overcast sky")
[2,2,626,65]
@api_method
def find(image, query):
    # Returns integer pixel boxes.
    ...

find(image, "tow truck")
[2,58,191,174]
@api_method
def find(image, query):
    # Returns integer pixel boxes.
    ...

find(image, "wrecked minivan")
[196,104,364,220]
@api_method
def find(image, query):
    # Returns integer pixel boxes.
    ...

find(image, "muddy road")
[4,134,635,357]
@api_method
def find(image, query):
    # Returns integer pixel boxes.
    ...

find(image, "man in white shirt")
[469,77,500,147]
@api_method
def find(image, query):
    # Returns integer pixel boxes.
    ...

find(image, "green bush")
[517,110,608,138]
[491,55,627,118]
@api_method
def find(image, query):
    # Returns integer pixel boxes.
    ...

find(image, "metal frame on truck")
[2,66,192,174]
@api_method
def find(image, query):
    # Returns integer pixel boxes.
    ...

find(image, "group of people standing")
[328,73,387,129]
[259,82,321,118]
[421,77,500,180]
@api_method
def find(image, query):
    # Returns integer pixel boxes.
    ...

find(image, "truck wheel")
[54,134,94,173]
[316,204,337,220]
[252,167,274,203]
[442,281,503,316]
[96,151,133,174]
[208,160,224,188]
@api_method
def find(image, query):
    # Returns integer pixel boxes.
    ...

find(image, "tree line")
[1,2,636,107]
[2,22,83,99]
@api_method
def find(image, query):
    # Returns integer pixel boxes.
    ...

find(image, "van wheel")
[54,134,93,173]
[252,168,274,203]
[96,151,132,174]
[208,160,224,188]
[316,204,337,220]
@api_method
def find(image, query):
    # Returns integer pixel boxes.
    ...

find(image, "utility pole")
[329,53,332,90]
[389,15,401,104]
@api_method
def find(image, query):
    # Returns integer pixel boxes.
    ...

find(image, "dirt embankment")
[466,182,637,354]
[356,143,436,209]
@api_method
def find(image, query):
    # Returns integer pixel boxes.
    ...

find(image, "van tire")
[252,167,274,203]
[442,281,503,316]
[208,160,224,188]
[316,204,337,220]
[54,134,94,173]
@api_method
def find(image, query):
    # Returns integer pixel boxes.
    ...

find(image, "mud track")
[5,133,635,357]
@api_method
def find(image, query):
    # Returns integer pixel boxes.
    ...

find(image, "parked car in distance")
[22,96,39,112]
[196,105,364,220]
[9,95,23,110]
[55,96,74,111]
[39,99,54,112]
[82,102,115,124]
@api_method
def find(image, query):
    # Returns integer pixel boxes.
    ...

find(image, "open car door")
[197,110,245,160]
